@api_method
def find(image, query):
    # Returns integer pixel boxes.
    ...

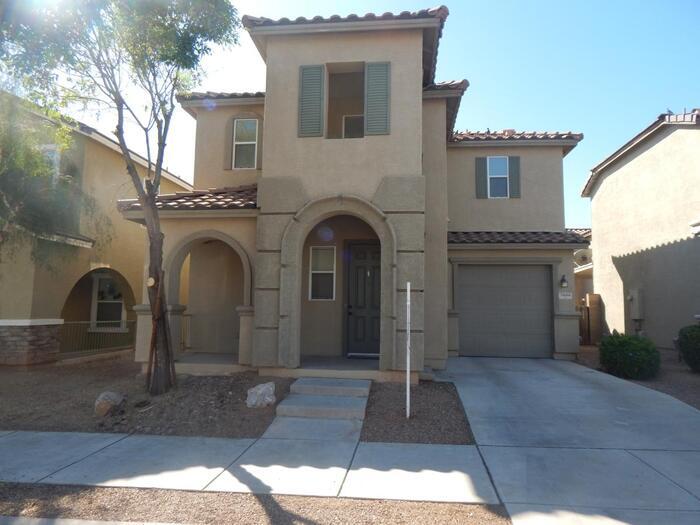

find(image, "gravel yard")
[0,483,510,525]
[361,381,474,444]
[578,346,700,410]
[0,357,293,438]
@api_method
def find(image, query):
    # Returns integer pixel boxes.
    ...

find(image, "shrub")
[678,325,700,373]
[599,331,660,380]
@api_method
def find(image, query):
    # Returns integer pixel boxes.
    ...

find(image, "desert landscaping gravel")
[0,357,292,438]
[578,346,700,410]
[361,381,474,444]
[0,482,511,525]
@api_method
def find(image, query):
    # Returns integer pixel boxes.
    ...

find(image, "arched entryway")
[279,195,397,370]
[164,230,253,364]
[60,268,136,353]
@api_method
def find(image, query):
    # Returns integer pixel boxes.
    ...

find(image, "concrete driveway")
[440,357,700,525]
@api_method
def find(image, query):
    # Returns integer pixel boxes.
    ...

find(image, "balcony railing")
[59,320,136,354]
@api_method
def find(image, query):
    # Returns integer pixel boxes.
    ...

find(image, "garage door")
[456,265,553,358]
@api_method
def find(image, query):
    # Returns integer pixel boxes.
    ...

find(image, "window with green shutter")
[364,62,390,135]
[475,156,521,199]
[298,65,325,137]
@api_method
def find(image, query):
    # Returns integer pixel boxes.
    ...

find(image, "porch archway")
[278,195,397,370]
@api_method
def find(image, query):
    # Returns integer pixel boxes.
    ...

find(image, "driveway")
[439,357,700,524]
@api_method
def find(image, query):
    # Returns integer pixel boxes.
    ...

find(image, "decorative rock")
[246,382,276,408]
[94,391,126,417]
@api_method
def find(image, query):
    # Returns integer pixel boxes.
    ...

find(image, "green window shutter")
[298,65,324,137]
[475,157,487,198]
[365,62,390,135]
[508,156,521,198]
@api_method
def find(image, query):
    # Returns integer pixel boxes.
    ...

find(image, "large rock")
[95,391,126,417]
[246,382,276,408]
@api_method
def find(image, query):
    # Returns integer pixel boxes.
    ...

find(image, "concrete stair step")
[276,394,368,420]
[290,377,371,398]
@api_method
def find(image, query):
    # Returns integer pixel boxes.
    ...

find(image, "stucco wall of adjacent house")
[300,215,378,357]
[422,98,448,369]
[0,240,36,318]
[448,247,580,358]
[190,102,264,189]
[589,126,700,348]
[446,145,566,231]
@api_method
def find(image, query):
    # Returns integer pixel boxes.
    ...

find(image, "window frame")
[487,155,510,199]
[308,245,336,301]
[39,144,61,184]
[89,273,127,333]
[342,114,365,139]
[232,118,258,170]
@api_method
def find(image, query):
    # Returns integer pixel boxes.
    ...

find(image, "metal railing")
[59,320,136,354]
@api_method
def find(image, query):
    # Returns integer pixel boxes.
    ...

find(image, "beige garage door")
[456,264,553,358]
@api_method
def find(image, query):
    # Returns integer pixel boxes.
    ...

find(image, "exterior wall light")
[559,275,569,288]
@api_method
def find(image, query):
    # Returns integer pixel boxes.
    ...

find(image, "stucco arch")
[164,229,253,307]
[278,194,397,369]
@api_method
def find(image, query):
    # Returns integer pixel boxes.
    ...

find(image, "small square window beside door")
[232,119,257,169]
[309,246,335,300]
[487,156,509,198]
[343,115,364,138]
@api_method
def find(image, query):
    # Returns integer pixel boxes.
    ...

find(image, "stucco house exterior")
[582,109,700,349]
[0,98,191,365]
[119,6,587,380]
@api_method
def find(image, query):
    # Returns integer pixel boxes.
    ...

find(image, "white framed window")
[309,246,336,301]
[232,118,258,169]
[90,273,127,332]
[487,156,509,198]
[342,115,364,138]
[39,144,60,183]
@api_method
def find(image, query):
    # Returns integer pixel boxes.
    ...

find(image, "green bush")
[599,331,660,380]
[678,325,700,373]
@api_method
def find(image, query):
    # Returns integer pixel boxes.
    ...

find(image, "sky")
[71,0,700,228]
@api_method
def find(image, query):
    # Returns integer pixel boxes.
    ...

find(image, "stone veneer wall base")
[0,324,61,365]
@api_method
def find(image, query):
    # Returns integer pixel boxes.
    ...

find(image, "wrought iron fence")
[59,320,136,354]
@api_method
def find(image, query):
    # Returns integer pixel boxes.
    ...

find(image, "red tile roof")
[448,231,589,245]
[118,185,258,212]
[424,79,469,93]
[177,91,265,102]
[582,109,700,196]
[241,6,449,29]
[566,228,591,239]
[451,130,583,143]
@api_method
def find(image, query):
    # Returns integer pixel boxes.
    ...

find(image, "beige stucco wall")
[300,215,378,357]
[448,247,580,358]
[0,127,189,323]
[589,126,700,348]
[422,98,449,369]
[187,240,243,354]
[261,29,423,198]
[190,103,264,189]
[446,145,566,231]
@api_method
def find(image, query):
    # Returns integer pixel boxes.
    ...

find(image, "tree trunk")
[143,191,176,395]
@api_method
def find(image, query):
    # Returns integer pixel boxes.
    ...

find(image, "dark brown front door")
[346,242,381,357]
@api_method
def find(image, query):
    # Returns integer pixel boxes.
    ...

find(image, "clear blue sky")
[79,1,700,228]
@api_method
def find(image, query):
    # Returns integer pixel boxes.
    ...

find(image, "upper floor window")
[475,156,521,199]
[232,118,258,169]
[487,156,509,198]
[39,144,61,183]
[298,62,390,139]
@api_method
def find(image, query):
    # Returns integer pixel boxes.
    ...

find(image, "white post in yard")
[406,281,411,419]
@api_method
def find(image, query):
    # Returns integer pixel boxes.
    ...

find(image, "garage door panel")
[456,265,553,358]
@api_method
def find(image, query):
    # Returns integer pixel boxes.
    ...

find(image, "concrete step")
[290,377,371,397]
[262,416,362,441]
[276,394,368,420]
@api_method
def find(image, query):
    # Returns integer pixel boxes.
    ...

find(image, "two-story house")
[0,95,191,365]
[583,109,700,349]
[120,6,587,380]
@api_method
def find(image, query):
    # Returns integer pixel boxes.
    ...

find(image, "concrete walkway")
[438,357,700,525]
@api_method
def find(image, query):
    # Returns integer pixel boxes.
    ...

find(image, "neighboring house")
[0,98,191,365]
[570,227,593,305]
[582,109,700,349]
[119,6,587,379]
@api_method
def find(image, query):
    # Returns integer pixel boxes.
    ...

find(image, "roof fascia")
[448,242,589,250]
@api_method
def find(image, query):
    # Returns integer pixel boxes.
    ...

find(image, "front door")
[346,242,381,357]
